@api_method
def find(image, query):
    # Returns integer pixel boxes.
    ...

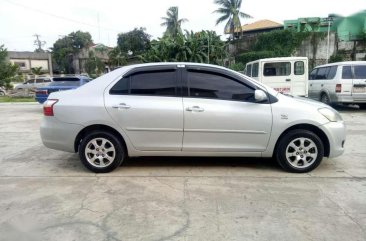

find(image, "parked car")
[308,61,366,108]
[244,57,309,97]
[35,76,91,104]
[40,63,346,173]
[14,77,52,90]
[0,86,6,96]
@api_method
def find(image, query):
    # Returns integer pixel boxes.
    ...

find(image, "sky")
[0,0,365,51]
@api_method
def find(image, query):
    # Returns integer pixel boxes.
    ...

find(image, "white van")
[244,57,308,96]
[308,61,366,108]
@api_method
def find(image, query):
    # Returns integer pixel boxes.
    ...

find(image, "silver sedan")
[40,63,346,173]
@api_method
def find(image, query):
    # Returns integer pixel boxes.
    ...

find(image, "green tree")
[85,51,105,77]
[140,30,226,64]
[0,45,18,89]
[213,0,251,40]
[52,31,93,74]
[161,7,188,38]
[117,28,151,56]
[108,47,127,68]
[31,67,43,75]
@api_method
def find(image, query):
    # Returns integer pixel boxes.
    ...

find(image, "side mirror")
[254,89,268,103]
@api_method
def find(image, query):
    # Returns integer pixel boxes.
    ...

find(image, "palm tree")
[161,6,188,38]
[213,0,251,40]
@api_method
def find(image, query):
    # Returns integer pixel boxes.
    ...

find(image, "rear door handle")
[286,79,291,82]
[310,84,313,86]
[186,106,204,112]
[321,84,324,87]
[112,103,131,109]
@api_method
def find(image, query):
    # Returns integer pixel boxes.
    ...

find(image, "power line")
[3,0,120,33]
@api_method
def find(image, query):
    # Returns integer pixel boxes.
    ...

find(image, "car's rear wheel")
[79,131,125,173]
[276,129,324,173]
[320,93,331,105]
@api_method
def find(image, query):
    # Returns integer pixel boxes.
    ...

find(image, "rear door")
[182,67,272,153]
[340,65,353,98]
[261,61,292,94]
[105,67,184,151]
[308,68,319,99]
[352,65,366,102]
[293,60,308,96]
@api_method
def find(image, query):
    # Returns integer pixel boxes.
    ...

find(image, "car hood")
[281,94,329,108]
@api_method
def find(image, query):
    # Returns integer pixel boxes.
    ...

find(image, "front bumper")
[319,121,346,158]
[40,117,84,153]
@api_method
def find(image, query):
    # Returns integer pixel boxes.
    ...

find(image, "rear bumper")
[319,121,346,158]
[334,94,366,104]
[40,117,84,153]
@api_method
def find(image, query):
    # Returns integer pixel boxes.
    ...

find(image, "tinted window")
[49,81,80,86]
[35,78,44,83]
[342,66,352,79]
[110,77,129,95]
[44,79,51,83]
[130,70,177,96]
[316,67,329,80]
[353,65,366,79]
[309,69,318,80]
[53,77,80,82]
[327,66,338,79]
[294,61,305,75]
[252,63,259,77]
[263,62,291,76]
[246,64,252,77]
[188,70,255,102]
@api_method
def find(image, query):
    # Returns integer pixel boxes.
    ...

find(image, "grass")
[0,96,36,103]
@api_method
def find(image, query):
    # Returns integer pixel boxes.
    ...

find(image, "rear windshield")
[49,80,81,86]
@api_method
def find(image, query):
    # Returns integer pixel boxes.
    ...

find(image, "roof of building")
[226,19,283,34]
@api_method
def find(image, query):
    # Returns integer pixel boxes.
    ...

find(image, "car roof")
[314,61,366,69]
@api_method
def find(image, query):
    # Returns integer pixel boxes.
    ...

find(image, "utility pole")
[324,17,333,64]
[33,34,46,52]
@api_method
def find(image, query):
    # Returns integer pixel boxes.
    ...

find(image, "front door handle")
[286,79,291,82]
[112,103,131,109]
[310,84,313,87]
[186,106,204,112]
[321,84,324,87]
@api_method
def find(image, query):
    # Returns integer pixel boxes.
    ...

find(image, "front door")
[105,67,184,151]
[182,68,272,152]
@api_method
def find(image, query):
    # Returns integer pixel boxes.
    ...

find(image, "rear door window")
[246,64,252,77]
[252,63,259,77]
[263,62,291,76]
[342,66,353,79]
[353,66,366,79]
[327,66,338,79]
[316,67,329,80]
[294,61,305,75]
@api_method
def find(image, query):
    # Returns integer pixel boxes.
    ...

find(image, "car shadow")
[121,156,281,170]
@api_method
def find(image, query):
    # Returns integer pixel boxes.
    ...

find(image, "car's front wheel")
[276,129,324,173]
[79,131,125,173]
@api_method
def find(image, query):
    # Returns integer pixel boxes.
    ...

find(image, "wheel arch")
[273,124,330,157]
[74,124,127,154]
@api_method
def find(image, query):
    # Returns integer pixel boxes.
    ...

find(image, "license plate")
[353,87,366,93]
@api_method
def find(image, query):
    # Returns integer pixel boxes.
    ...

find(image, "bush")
[229,62,245,71]
[236,51,276,66]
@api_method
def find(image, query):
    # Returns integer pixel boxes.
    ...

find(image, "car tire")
[276,129,324,173]
[320,93,331,105]
[79,131,125,173]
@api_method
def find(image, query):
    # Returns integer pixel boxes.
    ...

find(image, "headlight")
[318,108,343,122]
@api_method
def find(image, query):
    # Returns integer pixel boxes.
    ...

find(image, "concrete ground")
[0,103,365,241]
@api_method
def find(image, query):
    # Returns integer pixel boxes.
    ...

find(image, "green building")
[284,10,366,41]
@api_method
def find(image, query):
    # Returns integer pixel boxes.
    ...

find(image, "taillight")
[36,90,48,95]
[43,99,58,116]
[336,84,342,93]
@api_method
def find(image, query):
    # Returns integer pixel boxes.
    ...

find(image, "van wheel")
[276,129,324,173]
[79,131,125,173]
[320,94,331,105]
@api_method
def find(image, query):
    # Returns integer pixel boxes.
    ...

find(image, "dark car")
[35,76,91,104]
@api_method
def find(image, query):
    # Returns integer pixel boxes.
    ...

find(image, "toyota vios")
[40,63,346,173]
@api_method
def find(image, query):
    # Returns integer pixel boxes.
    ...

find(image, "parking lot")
[0,103,365,241]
